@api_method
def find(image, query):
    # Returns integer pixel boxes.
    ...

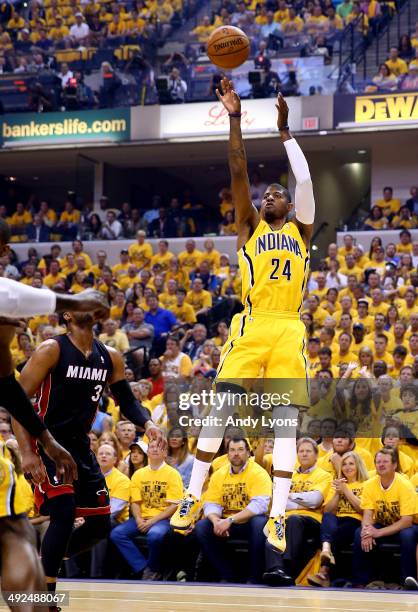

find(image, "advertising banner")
[334,91,418,128]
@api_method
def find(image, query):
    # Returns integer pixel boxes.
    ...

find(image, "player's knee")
[48,494,76,529]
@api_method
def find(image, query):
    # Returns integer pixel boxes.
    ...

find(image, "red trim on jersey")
[37,373,52,420]
[76,505,111,518]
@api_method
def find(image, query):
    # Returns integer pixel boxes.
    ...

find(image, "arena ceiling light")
[357,150,367,154]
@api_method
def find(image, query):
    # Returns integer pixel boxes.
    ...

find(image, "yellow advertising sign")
[355,92,418,123]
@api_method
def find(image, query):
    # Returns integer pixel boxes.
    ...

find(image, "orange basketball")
[207,26,250,70]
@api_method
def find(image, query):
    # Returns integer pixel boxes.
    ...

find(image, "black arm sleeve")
[109,379,151,429]
[1,374,46,438]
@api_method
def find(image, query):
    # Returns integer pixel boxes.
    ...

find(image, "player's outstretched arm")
[0,277,109,319]
[216,77,259,249]
[276,93,315,246]
[12,340,78,484]
[108,347,166,448]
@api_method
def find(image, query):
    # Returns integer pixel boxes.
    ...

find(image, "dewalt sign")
[334,91,418,128]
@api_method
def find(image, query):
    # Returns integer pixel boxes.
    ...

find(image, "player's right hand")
[43,439,78,484]
[74,289,110,320]
[21,450,47,485]
[216,77,241,114]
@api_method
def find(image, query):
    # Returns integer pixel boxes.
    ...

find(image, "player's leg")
[171,313,265,530]
[41,494,77,593]
[0,515,48,612]
[263,318,309,551]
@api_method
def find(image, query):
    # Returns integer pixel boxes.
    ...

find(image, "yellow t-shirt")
[43,273,66,288]
[60,210,81,224]
[201,250,221,273]
[169,303,197,324]
[385,58,408,77]
[318,447,374,473]
[287,466,332,523]
[112,262,131,279]
[8,210,32,226]
[99,330,130,353]
[128,242,153,269]
[360,473,416,525]
[151,251,174,272]
[159,292,177,310]
[331,351,359,369]
[178,250,202,274]
[105,467,130,523]
[186,289,212,312]
[375,197,402,214]
[130,463,183,518]
[205,460,271,517]
[324,480,364,521]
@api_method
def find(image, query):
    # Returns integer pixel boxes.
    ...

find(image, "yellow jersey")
[239,220,309,314]
[0,452,28,518]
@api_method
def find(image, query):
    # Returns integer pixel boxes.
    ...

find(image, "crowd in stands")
[363,186,418,230]
[367,26,418,93]
[0,213,418,586]
[0,180,265,241]
[0,0,407,109]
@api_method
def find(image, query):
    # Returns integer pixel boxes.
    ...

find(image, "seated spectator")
[180,323,207,361]
[406,186,418,216]
[166,426,194,488]
[195,436,272,584]
[352,447,416,588]
[374,186,401,217]
[69,12,90,46]
[99,318,130,354]
[282,7,304,36]
[148,208,178,238]
[363,206,388,230]
[263,438,332,586]
[260,11,282,47]
[191,15,215,42]
[110,439,183,581]
[122,307,154,372]
[101,210,122,240]
[144,293,178,343]
[220,210,237,236]
[90,443,131,578]
[398,34,414,60]
[337,0,354,21]
[385,46,408,76]
[170,287,197,325]
[161,335,193,380]
[308,451,368,587]
[346,2,369,35]
[391,205,418,229]
[399,63,418,91]
[26,213,50,243]
[57,202,80,241]
[305,6,328,36]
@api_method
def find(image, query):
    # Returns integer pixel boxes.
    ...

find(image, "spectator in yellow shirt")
[43,260,66,289]
[99,319,130,354]
[326,6,343,32]
[263,438,332,586]
[308,450,368,588]
[391,206,418,230]
[110,439,183,580]
[364,206,388,230]
[191,15,214,43]
[274,0,289,23]
[305,6,328,35]
[150,240,174,273]
[7,13,25,29]
[170,287,197,325]
[282,7,304,35]
[397,229,413,254]
[374,186,401,217]
[352,447,416,588]
[195,436,272,584]
[385,46,408,76]
[128,230,153,270]
[346,2,369,35]
[186,278,212,315]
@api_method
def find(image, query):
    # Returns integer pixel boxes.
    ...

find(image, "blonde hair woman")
[308,451,368,587]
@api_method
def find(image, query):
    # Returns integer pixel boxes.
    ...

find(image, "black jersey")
[35,334,113,440]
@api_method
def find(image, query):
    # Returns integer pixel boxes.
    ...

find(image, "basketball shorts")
[216,310,309,406]
[35,439,110,518]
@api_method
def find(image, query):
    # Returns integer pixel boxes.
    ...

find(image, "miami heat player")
[13,309,163,595]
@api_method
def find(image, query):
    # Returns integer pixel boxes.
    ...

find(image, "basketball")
[207,26,250,70]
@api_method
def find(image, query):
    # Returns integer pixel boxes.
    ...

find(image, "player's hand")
[72,289,110,319]
[0,316,27,329]
[145,422,167,451]
[21,450,47,485]
[216,77,241,114]
[41,437,78,484]
[275,92,289,130]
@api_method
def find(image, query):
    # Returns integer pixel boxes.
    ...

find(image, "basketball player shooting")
[171,78,315,552]
[12,304,164,596]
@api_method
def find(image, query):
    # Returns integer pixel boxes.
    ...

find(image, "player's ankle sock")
[270,476,292,517]
[187,458,211,499]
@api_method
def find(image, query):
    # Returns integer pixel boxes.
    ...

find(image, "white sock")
[270,476,292,517]
[187,458,212,499]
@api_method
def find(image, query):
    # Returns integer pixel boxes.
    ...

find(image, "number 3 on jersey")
[270,258,292,281]
[91,384,103,402]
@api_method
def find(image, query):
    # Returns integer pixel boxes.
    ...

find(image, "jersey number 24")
[270,258,292,281]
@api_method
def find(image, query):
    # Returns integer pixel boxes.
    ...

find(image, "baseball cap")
[129,440,148,455]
